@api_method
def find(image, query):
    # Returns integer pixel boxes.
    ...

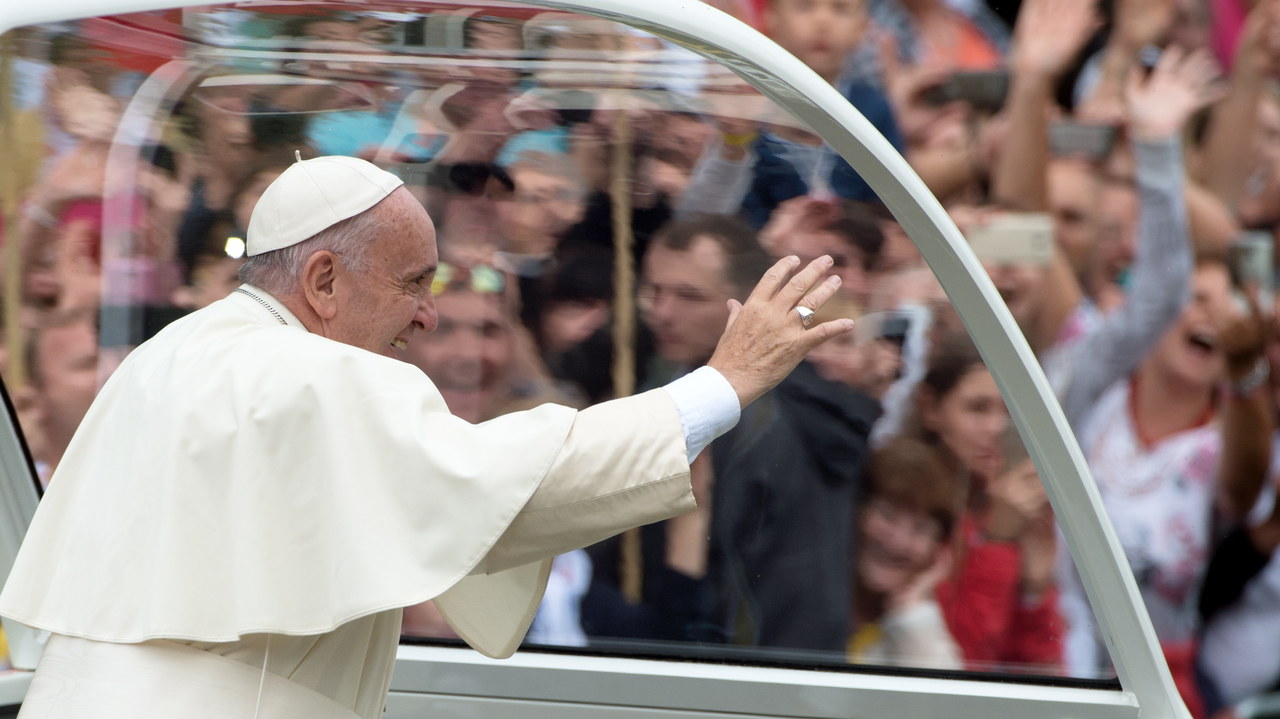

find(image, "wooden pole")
[609,106,644,604]
[0,32,25,389]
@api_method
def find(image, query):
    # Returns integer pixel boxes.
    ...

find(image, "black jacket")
[581,362,879,653]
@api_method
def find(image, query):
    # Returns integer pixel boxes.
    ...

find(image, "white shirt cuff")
[664,366,741,464]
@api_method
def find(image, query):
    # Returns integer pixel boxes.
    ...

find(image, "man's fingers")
[801,317,856,351]
[724,298,743,332]
[775,255,834,307]
[796,274,842,314]
[745,256,801,306]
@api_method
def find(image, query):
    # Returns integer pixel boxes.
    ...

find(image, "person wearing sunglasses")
[397,261,562,422]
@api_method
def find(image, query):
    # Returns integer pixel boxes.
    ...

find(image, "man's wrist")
[1127,122,1179,143]
[665,366,742,463]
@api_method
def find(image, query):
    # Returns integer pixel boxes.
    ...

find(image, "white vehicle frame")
[0,1,1189,717]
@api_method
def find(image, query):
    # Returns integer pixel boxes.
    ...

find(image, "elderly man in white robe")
[0,156,853,719]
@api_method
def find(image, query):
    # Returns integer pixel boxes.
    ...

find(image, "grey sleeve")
[673,137,755,218]
[1057,137,1193,430]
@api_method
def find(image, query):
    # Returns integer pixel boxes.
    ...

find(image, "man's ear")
[300,250,341,320]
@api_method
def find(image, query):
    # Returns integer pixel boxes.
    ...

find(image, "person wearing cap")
[0,155,853,719]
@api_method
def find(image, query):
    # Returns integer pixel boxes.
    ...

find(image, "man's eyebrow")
[406,263,437,280]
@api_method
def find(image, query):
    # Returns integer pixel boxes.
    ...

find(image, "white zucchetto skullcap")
[246,154,404,257]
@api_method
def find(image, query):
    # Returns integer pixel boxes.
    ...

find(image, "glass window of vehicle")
[1,2,1216,715]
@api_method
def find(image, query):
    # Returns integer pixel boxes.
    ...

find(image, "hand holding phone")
[1228,231,1275,315]
[1049,121,1116,161]
[923,71,1010,114]
[964,213,1055,266]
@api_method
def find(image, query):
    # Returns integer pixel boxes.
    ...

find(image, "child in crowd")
[848,436,965,670]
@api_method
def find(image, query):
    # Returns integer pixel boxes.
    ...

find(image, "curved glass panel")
[5,0,1216,693]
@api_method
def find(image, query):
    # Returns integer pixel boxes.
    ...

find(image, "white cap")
[246,155,404,256]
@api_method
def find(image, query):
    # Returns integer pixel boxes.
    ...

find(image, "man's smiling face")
[335,189,440,357]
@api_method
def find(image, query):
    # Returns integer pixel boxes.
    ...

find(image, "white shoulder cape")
[0,289,595,658]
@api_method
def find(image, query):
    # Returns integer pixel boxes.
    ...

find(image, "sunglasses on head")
[432,262,506,296]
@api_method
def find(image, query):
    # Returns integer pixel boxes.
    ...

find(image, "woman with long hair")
[896,331,1064,673]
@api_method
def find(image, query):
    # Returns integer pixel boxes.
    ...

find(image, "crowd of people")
[5,0,1280,716]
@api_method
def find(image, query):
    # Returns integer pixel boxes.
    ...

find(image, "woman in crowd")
[1068,254,1271,715]
[897,332,1063,673]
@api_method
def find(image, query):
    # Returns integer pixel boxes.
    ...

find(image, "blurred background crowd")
[4,0,1280,716]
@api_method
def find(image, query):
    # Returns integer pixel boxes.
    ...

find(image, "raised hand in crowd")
[1201,0,1280,217]
[757,195,841,255]
[1233,0,1280,78]
[1125,45,1225,142]
[1219,292,1272,391]
[433,85,521,165]
[983,456,1049,543]
[1078,0,1179,125]
[1215,290,1275,520]
[1009,0,1100,80]
[876,33,984,202]
[985,455,1058,614]
[878,34,961,147]
[993,0,1099,211]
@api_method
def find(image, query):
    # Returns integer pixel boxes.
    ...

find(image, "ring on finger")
[795,305,815,329]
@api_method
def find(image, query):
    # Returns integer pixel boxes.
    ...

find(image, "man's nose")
[454,326,483,354]
[415,293,439,333]
[646,292,682,323]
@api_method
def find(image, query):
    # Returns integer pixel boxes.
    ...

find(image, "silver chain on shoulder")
[234,288,287,326]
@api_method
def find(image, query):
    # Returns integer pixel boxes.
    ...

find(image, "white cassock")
[0,286,735,718]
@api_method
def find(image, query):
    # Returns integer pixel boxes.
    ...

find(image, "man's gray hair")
[238,207,388,294]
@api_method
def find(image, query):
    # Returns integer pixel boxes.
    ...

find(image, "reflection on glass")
[1,0,1146,687]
